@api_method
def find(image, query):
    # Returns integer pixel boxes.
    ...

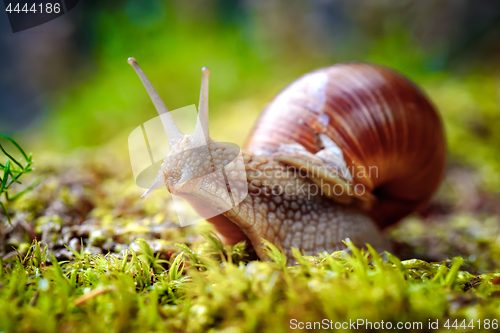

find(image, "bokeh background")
[3,3,500,329]
[1,0,500,228]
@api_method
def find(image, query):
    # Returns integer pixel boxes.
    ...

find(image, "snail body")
[128,58,445,262]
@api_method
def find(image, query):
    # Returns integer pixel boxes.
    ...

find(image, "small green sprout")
[0,134,39,225]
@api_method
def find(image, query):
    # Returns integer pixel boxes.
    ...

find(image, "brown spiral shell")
[245,63,446,228]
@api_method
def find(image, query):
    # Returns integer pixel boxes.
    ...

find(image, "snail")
[127,58,445,262]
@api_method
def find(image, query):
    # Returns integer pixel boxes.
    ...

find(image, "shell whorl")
[245,63,446,228]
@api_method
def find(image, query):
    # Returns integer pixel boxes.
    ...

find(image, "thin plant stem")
[0,134,37,225]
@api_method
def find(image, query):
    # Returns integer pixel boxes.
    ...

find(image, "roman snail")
[127,58,446,263]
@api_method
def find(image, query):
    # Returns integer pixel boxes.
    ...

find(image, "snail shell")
[245,63,446,228]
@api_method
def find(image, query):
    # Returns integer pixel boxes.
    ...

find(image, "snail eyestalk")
[193,67,210,144]
[127,57,184,148]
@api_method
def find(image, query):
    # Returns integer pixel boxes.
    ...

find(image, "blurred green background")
[1,0,500,193]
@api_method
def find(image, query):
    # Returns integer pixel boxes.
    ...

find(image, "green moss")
[1,118,500,332]
[0,236,499,333]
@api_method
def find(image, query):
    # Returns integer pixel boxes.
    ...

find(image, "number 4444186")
[444,319,498,330]
[5,3,61,14]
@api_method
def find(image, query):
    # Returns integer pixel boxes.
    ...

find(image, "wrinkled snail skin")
[128,59,445,264]
[209,152,388,261]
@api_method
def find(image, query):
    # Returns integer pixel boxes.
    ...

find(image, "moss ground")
[1,146,500,333]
